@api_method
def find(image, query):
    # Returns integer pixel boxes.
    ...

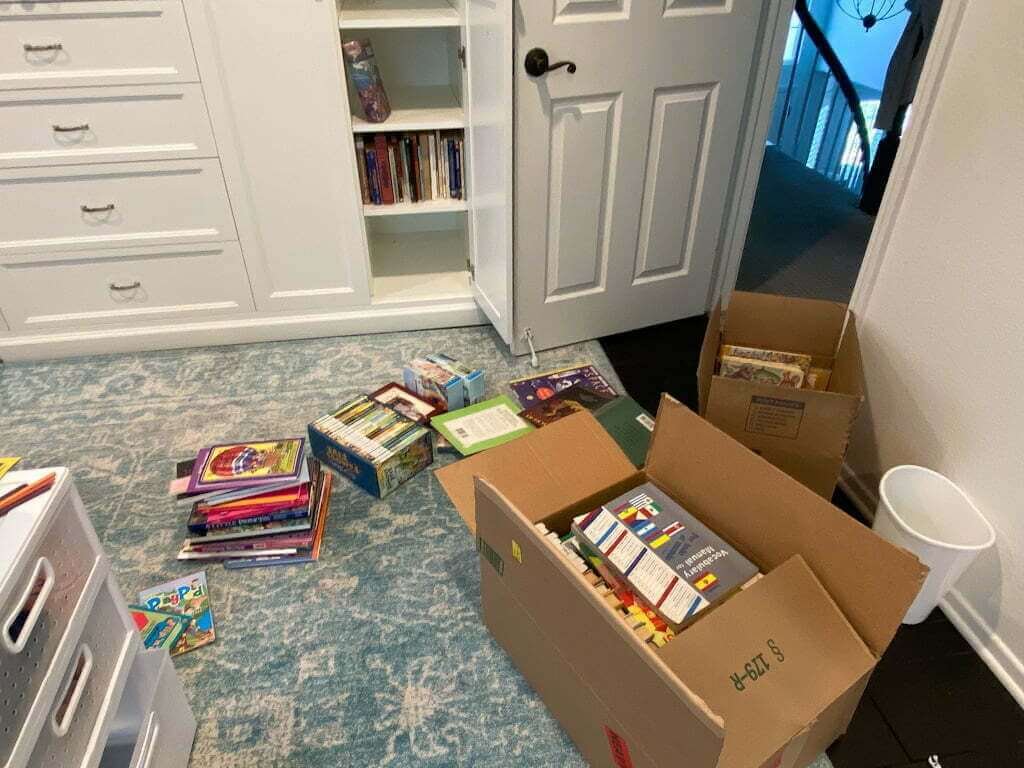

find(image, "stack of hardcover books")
[170,438,332,569]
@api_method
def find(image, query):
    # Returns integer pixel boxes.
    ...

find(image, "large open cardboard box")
[437,397,926,768]
[698,292,865,498]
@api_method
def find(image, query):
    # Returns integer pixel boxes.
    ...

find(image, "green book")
[431,395,535,456]
[594,396,655,468]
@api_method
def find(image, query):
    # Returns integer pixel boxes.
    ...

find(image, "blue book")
[367,150,381,205]
[453,139,462,199]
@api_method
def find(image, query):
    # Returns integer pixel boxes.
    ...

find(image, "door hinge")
[458,45,466,69]
[466,259,475,279]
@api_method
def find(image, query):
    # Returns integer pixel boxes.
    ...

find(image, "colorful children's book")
[225,472,333,569]
[186,438,305,494]
[519,384,616,427]
[431,395,535,456]
[127,606,192,652]
[509,364,617,408]
[139,571,216,656]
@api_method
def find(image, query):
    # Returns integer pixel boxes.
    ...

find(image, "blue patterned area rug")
[1,328,834,768]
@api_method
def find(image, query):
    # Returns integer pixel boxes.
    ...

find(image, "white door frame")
[712,0,969,317]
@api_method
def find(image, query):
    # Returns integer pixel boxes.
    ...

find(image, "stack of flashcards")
[572,483,759,631]
[308,393,433,498]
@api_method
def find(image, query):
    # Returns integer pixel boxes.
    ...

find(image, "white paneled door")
[515,1,767,351]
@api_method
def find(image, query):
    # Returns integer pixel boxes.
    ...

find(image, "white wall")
[847,1,1024,703]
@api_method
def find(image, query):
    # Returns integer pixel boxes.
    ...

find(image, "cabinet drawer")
[0,1,198,91]
[0,159,237,255]
[28,577,137,768]
[0,487,106,768]
[0,242,254,330]
[98,650,196,768]
[0,84,216,168]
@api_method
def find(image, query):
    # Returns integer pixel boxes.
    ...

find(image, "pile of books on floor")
[170,438,332,569]
[355,131,464,206]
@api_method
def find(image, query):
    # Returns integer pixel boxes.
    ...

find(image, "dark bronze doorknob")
[524,48,576,77]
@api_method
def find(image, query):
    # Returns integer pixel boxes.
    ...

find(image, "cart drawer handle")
[53,123,90,133]
[133,712,161,768]
[2,556,55,654]
[51,644,94,737]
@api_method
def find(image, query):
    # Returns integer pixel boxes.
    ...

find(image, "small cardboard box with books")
[698,291,866,498]
[437,396,926,768]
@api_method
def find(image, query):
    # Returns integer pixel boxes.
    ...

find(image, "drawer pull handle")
[2,556,55,654]
[81,203,115,214]
[51,644,94,737]
[23,42,64,53]
[53,123,90,133]
[110,281,141,292]
[133,713,160,768]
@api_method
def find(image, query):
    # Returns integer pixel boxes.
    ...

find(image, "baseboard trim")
[840,463,1024,711]
[941,589,1024,710]
[0,300,487,361]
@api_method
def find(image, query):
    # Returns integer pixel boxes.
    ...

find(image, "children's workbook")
[509,364,617,408]
[431,395,534,456]
[520,384,616,427]
[139,571,216,655]
[127,606,191,652]
[186,438,305,494]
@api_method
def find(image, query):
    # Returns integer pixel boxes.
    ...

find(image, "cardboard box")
[698,292,865,498]
[437,398,926,768]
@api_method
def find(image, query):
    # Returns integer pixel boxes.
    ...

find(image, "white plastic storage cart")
[0,468,196,768]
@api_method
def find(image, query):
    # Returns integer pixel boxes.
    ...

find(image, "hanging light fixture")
[835,0,907,31]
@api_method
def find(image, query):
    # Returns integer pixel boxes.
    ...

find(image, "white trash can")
[874,465,995,624]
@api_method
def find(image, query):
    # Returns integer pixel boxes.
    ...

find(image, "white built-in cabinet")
[0,0,782,361]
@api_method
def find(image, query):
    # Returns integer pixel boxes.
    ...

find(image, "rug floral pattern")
[0,327,833,768]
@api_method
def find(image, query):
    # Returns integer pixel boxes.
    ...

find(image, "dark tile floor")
[599,317,1024,768]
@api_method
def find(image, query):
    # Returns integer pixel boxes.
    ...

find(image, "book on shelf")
[357,130,464,207]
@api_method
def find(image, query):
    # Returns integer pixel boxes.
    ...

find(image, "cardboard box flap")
[659,555,876,768]
[697,301,723,416]
[646,396,928,657]
[830,313,865,399]
[723,292,848,357]
[436,411,636,533]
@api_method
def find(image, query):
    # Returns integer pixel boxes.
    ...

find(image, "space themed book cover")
[186,438,306,494]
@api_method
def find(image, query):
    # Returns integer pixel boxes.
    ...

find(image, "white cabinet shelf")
[363,199,467,216]
[351,86,464,132]
[370,226,471,303]
[338,0,461,30]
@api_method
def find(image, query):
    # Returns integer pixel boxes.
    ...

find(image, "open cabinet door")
[465,0,514,345]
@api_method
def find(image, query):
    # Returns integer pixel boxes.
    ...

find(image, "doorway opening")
[735,0,933,302]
